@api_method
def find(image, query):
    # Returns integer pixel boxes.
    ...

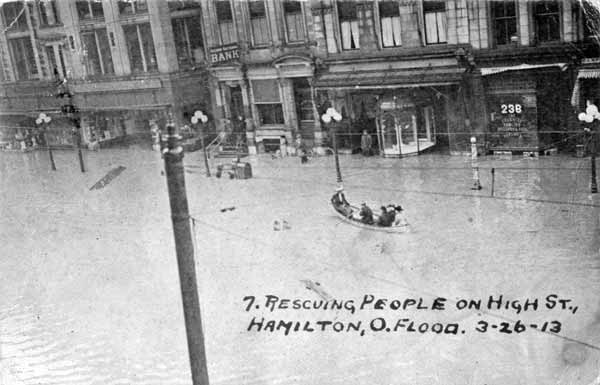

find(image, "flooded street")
[1,147,599,384]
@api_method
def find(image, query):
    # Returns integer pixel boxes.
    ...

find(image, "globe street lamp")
[577,100,600,193]
[191,110,211,177]
[36,112,56,171]
[321,107,343,184]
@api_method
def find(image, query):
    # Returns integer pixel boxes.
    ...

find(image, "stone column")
[147,1,178,73]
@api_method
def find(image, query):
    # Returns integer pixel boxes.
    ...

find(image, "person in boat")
[377,206,394,227]
[331,187,352,217]
[359,202,374,225]
[392,205,408,227]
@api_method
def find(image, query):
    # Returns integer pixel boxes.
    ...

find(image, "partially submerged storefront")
[313,65,463,156]
[481,63,572,154]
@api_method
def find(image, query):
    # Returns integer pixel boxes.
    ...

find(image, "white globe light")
[39,113,47,119]
[194,111,203,118]
[191,116,199,124]
[321,114,332,124]
[332,112,342,122]
[470,136,476,144]
[326,107,336,116]
[578,112,588,121]
[586,104,599,116]
[43,116,51,123]
[585,114,594,123]
[35,118,42,125]
[200,115,208,124]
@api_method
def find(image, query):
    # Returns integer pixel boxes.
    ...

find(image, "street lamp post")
[321,107,343,185]
[192,111,211,177]
[36,113,56,171]
[577,100,599,193]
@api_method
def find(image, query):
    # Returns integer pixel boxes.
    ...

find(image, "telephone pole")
[163,118,210,385]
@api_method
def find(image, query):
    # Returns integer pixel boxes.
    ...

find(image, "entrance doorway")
[227,85,246,147]
[378,97,436,156]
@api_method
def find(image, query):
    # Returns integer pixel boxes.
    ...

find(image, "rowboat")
[331,202,410,233]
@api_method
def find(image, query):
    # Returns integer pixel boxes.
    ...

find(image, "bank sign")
[210,44,240,65]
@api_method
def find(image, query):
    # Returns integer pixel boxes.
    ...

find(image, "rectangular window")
[38,0,60,26]
[2,1,28,31]
[283,1,305,42]
[8,37,37,80]
[216,1,236,44]
[379,1,402,47]
[172,17,204,66]
[424,1,446,44]
[491,1,517,46]
[252,79,284,125]
[338,1,360,50]
[81,28,114,76]
[123,23,157,73]
[168,1,201,11]
[118,0,148,15]
[249,1,269,46]
[534,1,560,42]
[76,0,104,20]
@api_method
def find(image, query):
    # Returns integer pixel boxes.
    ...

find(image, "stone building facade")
[0,1,598,154]
[0,0,212,148]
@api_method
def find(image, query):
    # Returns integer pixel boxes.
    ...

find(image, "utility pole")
[163,118,210,385]
[56,78,85,172]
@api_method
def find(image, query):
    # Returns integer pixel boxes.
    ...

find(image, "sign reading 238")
[500,104,522,114]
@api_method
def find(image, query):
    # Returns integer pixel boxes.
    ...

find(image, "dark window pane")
[338,1,357,21]
[9,37,37,80]
[283,1,301,14]
[168,1,201,11]
[423,1,445,13]
[252,79,280,103]
[139,23,157,71]
[256,104,284,125]
[90,1,104,17]
[249,1,265,18]
[123,24,143,72]
[216,1,233,22]
[4,1,28,29]
[82,32,102,75]
[97,29,114,74]
[379,1,400,17]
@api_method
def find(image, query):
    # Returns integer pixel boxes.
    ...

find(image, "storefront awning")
[571,68,600,107]
[313,67,464,90]
[480,63,568,76]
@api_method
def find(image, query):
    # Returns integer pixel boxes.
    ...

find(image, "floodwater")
[1,147,599,385]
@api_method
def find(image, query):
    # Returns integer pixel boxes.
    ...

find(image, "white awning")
[480,63,568,76]
[577,69,600,79]
[571,68,600,106]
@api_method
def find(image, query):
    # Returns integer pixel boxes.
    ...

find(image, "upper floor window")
[38,0,60,27]
[172,16,204,67]
[249,1,269,46]
[575,0,599,41]
[491,1,517,46]
[118,0,148,15]
[379,1,401,47]
[424,1,446,44]
[283,1,305,43]
[338,1,359,50]
[81,28,114,76]
[123,23,157,73]
[2,1,28,31]
[534,1,560,42]
[8,37,38,80]
[76,0,104,20]
[168,1,201,11]
[216,1,236,44]
[252,79,284,125]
